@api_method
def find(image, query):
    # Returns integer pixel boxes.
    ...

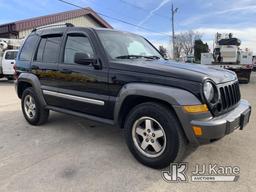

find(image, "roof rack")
[32,23,74,32]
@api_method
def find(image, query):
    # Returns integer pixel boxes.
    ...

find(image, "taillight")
[13,63,18,80]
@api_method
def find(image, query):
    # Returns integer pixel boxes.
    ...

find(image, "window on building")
[64,34,94,64]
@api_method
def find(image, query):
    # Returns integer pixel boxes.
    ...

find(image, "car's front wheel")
[6,76,14,81]
[21,87,49,125]
[124,102,187,169]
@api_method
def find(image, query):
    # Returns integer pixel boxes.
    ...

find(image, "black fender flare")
[114,83,202,122]
[113,83,205,144]
[16,73,46,106]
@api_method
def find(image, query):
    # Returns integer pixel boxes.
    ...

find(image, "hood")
[111,59,237,84]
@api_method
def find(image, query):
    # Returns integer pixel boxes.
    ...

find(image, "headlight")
[203,81,215,103]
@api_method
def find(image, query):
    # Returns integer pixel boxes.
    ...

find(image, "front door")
[56,30,110,118]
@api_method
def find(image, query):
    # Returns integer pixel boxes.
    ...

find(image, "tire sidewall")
[124,103,182,168]
[21,88,41,125]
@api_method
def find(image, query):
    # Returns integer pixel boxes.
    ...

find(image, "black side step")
[46,106,115,126]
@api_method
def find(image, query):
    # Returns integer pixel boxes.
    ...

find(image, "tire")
[245,71,251,84]
[240,75,251,84]
[245,75,251,84]
[21,87,49,125]
[7,76,14,81]
[239,71,251,84]
[124,102,187,169]
[245,79,250,84]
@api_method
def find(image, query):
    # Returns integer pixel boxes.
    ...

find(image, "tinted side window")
[35,38,46,62]
[64,35,94,64]
[35,36,61,63]
[43,36,61,63]
[19,35,39,61]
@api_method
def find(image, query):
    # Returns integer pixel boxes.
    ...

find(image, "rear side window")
[5,51,18,60]
[19,35,39,61]
[64,35,94,64]
[35,38,46,62]
[35,35,62,63]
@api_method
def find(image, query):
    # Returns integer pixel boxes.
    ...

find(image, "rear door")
[31,34,63,106]
[2,50,17,75]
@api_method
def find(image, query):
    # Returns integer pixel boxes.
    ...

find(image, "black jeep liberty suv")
[15,24,251,169]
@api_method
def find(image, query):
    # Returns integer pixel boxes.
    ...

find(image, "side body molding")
[114,83,202,123]
[16,73,47,106]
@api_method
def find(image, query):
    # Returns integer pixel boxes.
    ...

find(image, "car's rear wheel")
[124,102,187,169]
[21,87,49,125]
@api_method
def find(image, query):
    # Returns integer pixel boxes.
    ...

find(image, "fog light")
[193,126,203,137]
[183,104,208,113]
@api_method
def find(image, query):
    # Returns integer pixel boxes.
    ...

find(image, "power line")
[118,0,171,21]
[57,0,170,38]
[84,0,145,23]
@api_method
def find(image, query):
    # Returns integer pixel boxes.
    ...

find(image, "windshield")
[97,30,163,60]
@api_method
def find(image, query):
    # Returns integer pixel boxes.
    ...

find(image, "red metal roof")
[0,7,112,35]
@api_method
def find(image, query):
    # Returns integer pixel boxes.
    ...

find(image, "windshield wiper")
[116,55,160,60]
[143,55,161,60]
[116,55,143,59]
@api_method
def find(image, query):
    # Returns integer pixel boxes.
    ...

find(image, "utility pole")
[171,3,178,60]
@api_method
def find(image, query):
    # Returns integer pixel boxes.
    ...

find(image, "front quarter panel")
[114,83,209,144]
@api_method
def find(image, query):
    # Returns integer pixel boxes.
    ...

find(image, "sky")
[0,0,256,54]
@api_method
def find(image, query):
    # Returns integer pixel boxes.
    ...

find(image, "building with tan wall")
[0,8,112,39]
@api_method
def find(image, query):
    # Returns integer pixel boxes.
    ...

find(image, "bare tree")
[174,39,183,59]
[159,46,167,58]
[174,30,202,59]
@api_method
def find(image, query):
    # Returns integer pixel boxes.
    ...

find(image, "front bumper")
[174,99,251,145]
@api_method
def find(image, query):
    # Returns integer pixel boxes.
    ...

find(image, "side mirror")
[74,52,96,65]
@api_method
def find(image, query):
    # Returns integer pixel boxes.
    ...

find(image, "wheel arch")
[16,73,46,106]
[17,81,32,98]
[114,83,202,129]
[117,95,178,129]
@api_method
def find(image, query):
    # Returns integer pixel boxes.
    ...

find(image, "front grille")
[219,81,241,111]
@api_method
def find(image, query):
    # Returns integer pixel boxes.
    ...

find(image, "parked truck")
[0,38,22,80]
[201,33,253,83]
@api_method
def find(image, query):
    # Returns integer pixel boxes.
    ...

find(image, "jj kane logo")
[162,163,188,183]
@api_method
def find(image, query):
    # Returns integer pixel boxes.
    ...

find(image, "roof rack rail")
[32,23,74,32]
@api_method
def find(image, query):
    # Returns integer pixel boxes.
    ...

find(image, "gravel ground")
[0,73,255,192]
